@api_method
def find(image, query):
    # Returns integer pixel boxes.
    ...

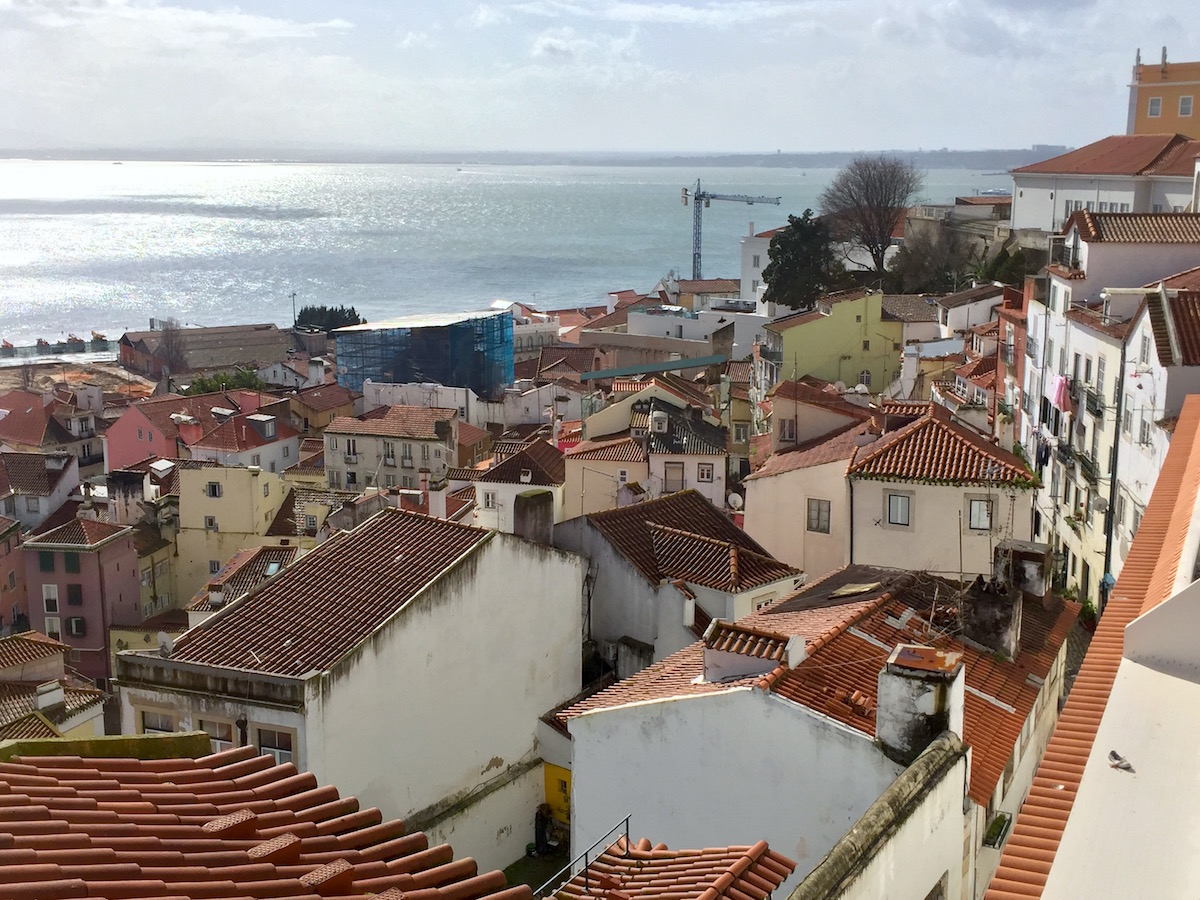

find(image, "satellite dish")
[1092,496,1109,514]
[728,493,744,510]
[157,632,175,658]
[853,383,870,394]
[833,381,847,392]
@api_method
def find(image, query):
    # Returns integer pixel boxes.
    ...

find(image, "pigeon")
[1108,750,1134,772]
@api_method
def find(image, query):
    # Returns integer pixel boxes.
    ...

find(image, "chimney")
[207,583,226,608]
[960,574,1023,658]
[749,221,755,237]
[876,645,964,765]
[419,469,430,492]
[176,417,203,445]
[513,489,554,545]
[994,540,1053,604]
[34,680,66,711]
[428,482,447,519]
[309,357,324,384]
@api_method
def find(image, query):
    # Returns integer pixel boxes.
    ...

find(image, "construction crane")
[681,179,781,280]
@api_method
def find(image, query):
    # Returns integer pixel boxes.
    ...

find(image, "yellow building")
[1128,47,1200,139]
[761,290,903,393]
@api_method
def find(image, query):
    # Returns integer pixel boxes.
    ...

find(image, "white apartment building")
[324,405,458,491]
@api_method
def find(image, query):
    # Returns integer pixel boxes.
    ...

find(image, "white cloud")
[399,30,432,49]
[530,25,595,58]
[466,4,509,27]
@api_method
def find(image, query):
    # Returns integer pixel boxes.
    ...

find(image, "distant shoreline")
[0,147,1067,170]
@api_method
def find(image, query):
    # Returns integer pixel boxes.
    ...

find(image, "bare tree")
[157,318,188,375]
[819,154,924,274]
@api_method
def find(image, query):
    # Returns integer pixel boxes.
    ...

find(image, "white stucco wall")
[850,481,1034,577]
[744,459,850,577]
[741,232,773,302]
[568,688,904,895]
[473,483,565,533]
[363,381,504,430]
[647,453,726,509]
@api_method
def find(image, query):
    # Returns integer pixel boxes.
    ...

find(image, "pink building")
[0,515,26,635]
[104,389,280,472]
[23,517,139,685]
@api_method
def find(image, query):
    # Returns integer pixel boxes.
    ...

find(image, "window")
[204,515,218,531]
[1085,201,1094,212]
[807,498,831,534]
[44,616,60,640]
[483,491,496,509]
[256,727,294,764]
[1148,96,1162,117]
[1114,493,1125,529]
[43,584,59,613]
[141,567,153,587]
[209,560,221,575]
[330,437,338,450]
[1132,506,1142,536]
[263,481,270,497]
[697,462,714,483]
[346,471,357,486]
[61,551,80,574]
[856,314,862,323]
[1140,333,1151,364]
[67,584,83,606]
[138,428,143,440]
[283,445,290,458]
[1098,201,1108,213]
[779,419,797,442]
[251,453,261,467]
[39,550,55,573]
[1153,203,1164,213]
[205,482,222,498]
[1046,337,1055,368]
[887,493,911,527]
[422,444,430,460]
[734,423,749,444]
[862,340,870,351]
[200,719,234,753]
[385,475,395,487]
[968,499,992,531]
[663,461,685,493]
[304,514,318,531]
[858,369,871,386]
[1122,394,1133,434]
[26,496,39,513]
[752,254,760,268]
[618,469,628,484]
[141,711,175,734]
[1139,412,1151,445]
[1182,96,1195,117]
[1119,202,1130,213]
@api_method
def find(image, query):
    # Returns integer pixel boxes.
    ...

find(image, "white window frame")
[483,491,496,509]
[1181,95,1194,117]
[696,462,714,483]
[617,469,628,484]
[43,583,59,613]
[886,492,912,528]
[209,559,221,575]
[199,718,234,753]
[255,726,295,765]
[44,616,61,641]
[779,419,797,442]
[968,498,993,531]
[140,710,175,735]
[807,498,831,534]
[1148,96,1162,118]
[205,482,222,498]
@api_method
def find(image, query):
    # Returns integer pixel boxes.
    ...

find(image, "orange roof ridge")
[984,395,1200,899]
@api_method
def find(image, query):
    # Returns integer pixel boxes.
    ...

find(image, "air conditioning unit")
[67,617,86,638]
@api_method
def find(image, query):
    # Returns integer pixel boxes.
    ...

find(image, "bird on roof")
[1108,750,1135,772]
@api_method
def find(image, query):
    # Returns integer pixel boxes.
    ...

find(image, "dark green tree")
[887,227,974,294]
[185,368,268,395]
[761,210,844,311]
[296,305,366,333]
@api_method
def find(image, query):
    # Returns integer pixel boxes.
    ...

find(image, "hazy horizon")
[2,1,1194,155]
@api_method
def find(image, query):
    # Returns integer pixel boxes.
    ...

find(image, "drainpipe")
[1101,340,1127,615]
[848,478,855,565]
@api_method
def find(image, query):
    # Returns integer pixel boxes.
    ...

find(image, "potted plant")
[1078,597,1097,633]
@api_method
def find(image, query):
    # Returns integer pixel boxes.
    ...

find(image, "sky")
[0,0,1197,154]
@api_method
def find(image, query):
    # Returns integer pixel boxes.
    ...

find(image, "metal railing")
[1025,337,1038,362]
[1085,387,1104,417]
[1002,344,1015,366]
[536,816,631,899]
[1056,442,1074,465]
[1077,453,1100,484]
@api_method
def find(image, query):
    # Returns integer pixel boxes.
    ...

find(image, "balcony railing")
[1056,442,1075,465]
[760,347,782,363]
[1002,344,1015,366]
[343,452,358,464]
[1077,453,1100,484]
[1025,337,1039,362]
[1051,243,1081,270]
[1085,387,1104,417]
[384,455,396,467]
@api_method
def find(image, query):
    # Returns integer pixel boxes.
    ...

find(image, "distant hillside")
[2,147,1070,170]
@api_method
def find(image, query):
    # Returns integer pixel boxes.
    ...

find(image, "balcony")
[1056,442,1075,465]
[759,346,782,364]
[384,455,396,467]
[343,452,358,464]
[1077,453,1100,485]
[1051,243,1081,271]
[401,456,415,469]
[1025,338,1039,362]
[1002,344,1015,366]
[1085,387,1104,417]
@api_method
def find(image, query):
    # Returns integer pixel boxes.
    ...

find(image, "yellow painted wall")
[544,762,572,824]
[773,292,904,392]
[1131,61,1200,139]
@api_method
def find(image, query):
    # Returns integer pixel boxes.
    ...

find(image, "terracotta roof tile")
[0,392,64,449]
[456,422,492,447]
[984,394,1200,899]
[0,711,61,740]
[0,745,531,900]
[187,546,298,613]
[1011,134,1195,176]
[881,294,940,323]
[846,406,1033,485]
[1153,263,1200,291]
[293,384,359,413]
[743,420,873,481]
[537,346,601,376]
[677,279,739,294]
[0,676,106,728]
[1068,211,1200,243]
[768,380,873,420]
[587,491,772,585]
[131,390,284,446]
[265,487,359,538]
[647,523,800,592]
[188,414,300,453]
[557,837,795,900]
[477,441,564,487]
[327,406,456,441]
[25,518,130,548]
[566,433,646,463]
[0,632,70,673]
[937,284,1005,310]
[1147,289,1200,366]
[168,509,491,677]
[0,452,74,498]
[724,360,753,385]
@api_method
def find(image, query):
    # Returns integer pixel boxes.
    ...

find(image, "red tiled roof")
[956,353,997,382]
[768,576,1078,806]
[132,390,283,445]
[0,675,105,728]
[24,517,129,548]
[1153,263,1200,291]
[477,440,565,486]
[189,414,300,453]
[538,345,600,375]
[0,710,61,740]
[587,491,774,585]
[0,744,532,900]
[170,509,491,677]
[847,406,1033,485]
[558,837,795,900]
[0,631,69,672]
[293,382,359,412]
[744,420,874,481]
[985,394,1200,899]
[937,283,1005,310]
[1064,303,1140,341]
[0,391,68,449]
[648,523,800,592]
[724,360,753,385]
[328,406,456,441]
[1011,134,1196,176]
[704,621,789,661]
[566,433,646,462]
[188,545,298,613]
[265,487,359,538]
[457,421,492,447]
[1068,210,1200,243]
[769,379,874,420]
[0,452,74,498]
[1146,290,1200,366]
[678,279,739,294]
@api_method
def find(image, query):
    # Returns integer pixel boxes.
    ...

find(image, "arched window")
[515,336,524,351]
[858,369,872,386]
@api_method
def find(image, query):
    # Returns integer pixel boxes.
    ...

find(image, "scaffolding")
[334,310,514,399]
